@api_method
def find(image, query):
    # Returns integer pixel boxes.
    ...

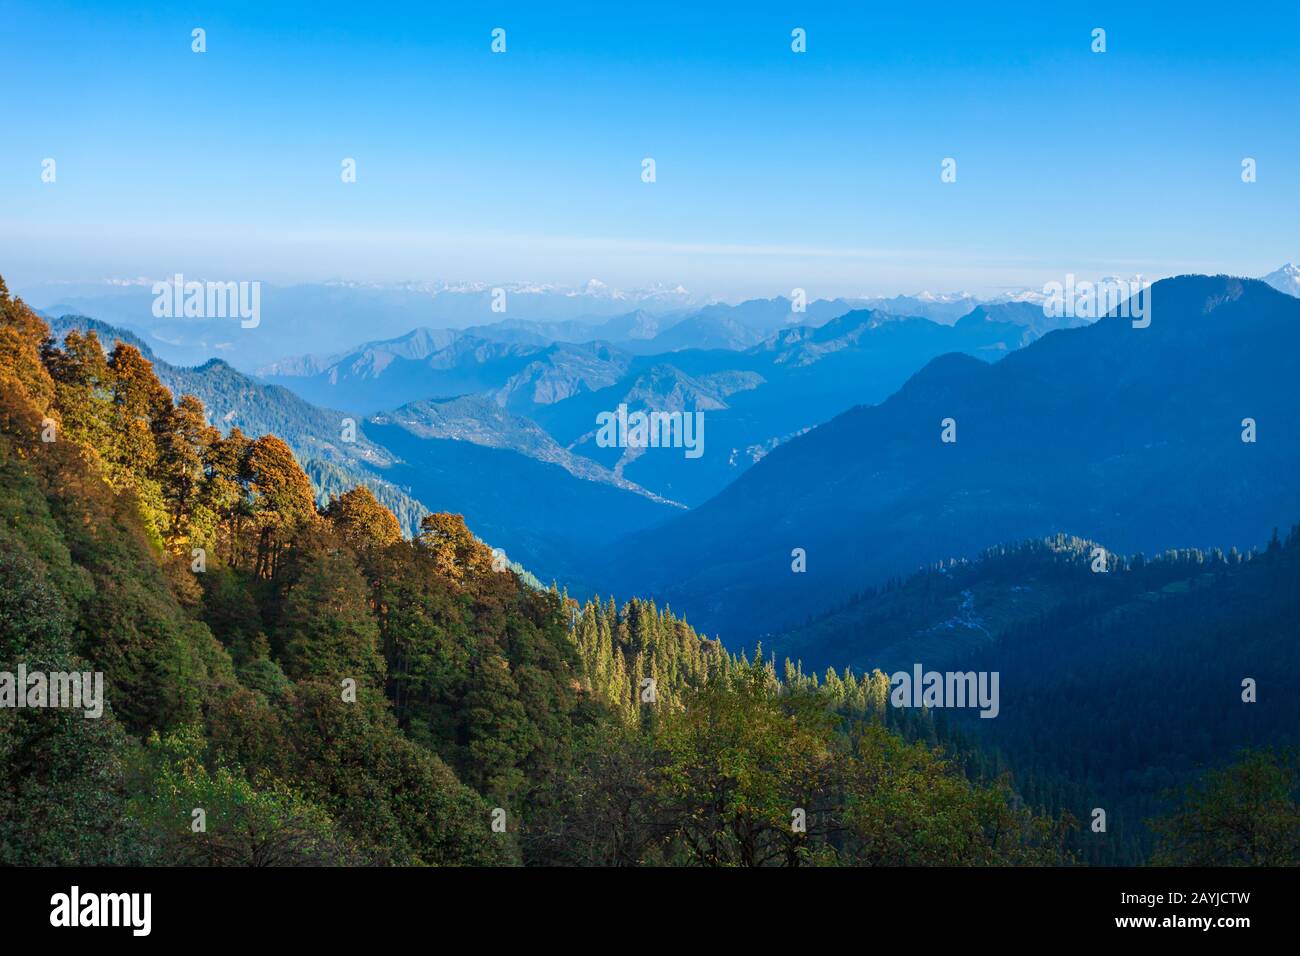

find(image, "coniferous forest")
[2,278,1295,868]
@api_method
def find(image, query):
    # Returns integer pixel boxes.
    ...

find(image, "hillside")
[769,529,1300,863]
[373,394,672,502]
[594,276,1300,639]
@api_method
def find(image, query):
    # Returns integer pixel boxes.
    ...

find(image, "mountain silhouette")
[589,275,1300,642]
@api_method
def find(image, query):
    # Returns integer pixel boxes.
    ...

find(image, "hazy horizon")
[11,262,1298,311]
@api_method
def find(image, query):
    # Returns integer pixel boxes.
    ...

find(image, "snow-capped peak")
[1261,263,1300,297]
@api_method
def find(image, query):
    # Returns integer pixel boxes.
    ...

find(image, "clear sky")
[2,0,1297,299]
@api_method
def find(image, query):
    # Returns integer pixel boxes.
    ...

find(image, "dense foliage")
[1,278,1289,865]
[775,532,1300,864]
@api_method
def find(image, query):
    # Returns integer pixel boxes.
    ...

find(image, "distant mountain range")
[263,331,626,415]
[257,298,1081,506]
[23,276,1076,374]
[30,268,1294,378]
[532,304,1069,505]
[257,291,1057,377]
[28,280,701,372]
[585,275,1300,641]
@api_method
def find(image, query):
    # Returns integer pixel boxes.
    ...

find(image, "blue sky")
[2,0,1297,298]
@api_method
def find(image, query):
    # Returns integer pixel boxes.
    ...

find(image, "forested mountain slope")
[2,275,1092,867]
[774,533,1300,863]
